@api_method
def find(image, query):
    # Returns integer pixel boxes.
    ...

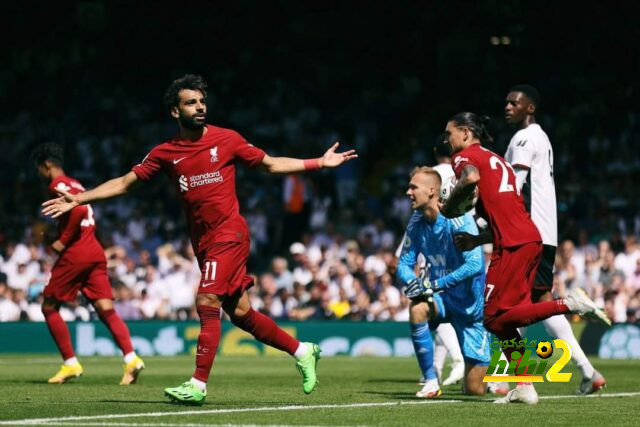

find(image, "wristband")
[303,158,321,170]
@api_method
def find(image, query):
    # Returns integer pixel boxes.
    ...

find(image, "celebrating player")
[31,143,144,385]
[397,167,490,398]
[504,84,606,394]
[441,112,610,404]
[42,74,357,405]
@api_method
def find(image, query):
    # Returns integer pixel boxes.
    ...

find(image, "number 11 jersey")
[451,143,541,250]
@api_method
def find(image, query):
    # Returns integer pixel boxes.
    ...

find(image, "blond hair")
[410,166,442,186]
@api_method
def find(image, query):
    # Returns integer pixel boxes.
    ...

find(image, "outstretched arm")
[42,171,139,218]
[260,142,357,174]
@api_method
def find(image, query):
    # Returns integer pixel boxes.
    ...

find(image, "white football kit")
[505,123,558,246]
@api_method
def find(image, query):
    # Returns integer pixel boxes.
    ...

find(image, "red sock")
[231,308,299,355]
[98,309,134,355]
[489,300,568,332]
[43,307,75,360]
[193,306,221,383]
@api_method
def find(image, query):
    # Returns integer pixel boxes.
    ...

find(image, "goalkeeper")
[397,166,490,398]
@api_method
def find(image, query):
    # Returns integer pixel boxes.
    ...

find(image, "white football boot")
[493,384,539,404]
[416,379,442,398]
[442,361,465,386]
[565,288,611,326]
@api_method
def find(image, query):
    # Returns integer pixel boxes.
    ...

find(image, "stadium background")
[0,1,639,358]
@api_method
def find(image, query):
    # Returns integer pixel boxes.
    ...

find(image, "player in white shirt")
[504,85,606,395]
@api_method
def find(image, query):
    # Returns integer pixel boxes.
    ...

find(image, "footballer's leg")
[531,245,607,394]
[464,364,488,396]
[453,318,490,396]
[42,298,83,384]
[411,298,441,398]
[224,291,321,394]
[165,293,220,405]
[86,261,143,385]
[93,298,143,385]
[435,323,465,386]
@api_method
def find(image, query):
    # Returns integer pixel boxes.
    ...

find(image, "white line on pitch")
[2,392,639,426]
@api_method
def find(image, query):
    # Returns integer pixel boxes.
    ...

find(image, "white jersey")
[433,163,455,184]
[504,123,557,246]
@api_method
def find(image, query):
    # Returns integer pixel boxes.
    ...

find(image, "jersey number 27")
[489,156,520,196]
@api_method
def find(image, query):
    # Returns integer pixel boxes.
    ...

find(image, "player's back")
[50,176,105,264]
[505,124,557,246]
[452,143,540,249]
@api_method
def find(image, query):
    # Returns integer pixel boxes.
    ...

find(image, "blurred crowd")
[1,215,639,324]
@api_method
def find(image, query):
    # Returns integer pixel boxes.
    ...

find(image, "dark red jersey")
[131,125,266,254]
[49,176,106,264]
[451,143,541,250]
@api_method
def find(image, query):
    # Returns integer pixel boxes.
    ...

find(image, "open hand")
[321,142,358,168]
[41,189,80,218]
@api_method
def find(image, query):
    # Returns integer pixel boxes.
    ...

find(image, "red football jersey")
[451,143,541,249]
[132,125,266,254]
[49,176,106,264]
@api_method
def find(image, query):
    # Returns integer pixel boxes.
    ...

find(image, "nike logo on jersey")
[173,157,188,164]
[201,282,214,288]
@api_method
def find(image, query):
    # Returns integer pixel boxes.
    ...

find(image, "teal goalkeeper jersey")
[397,211,486,321]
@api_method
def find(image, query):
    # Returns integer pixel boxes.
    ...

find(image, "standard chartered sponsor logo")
[189,171,224,187]
[178,172,223,192]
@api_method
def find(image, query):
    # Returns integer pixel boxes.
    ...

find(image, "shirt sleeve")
[58,206,86,246]
[436,213,484,289]
[505,137,534,168]
[131,147,163,181]
[396,227,420,285]
[233,132,266,168]
[451,152,478,178]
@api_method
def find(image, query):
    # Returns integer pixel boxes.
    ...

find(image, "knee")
[93,298,114,314]
[231,305,250,320]
[464,382,487,396]
[196,293,221,309]
[42,299,59,314]
[409,302,429,323]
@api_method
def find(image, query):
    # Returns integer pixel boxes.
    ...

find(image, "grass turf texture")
[0,354,637,426]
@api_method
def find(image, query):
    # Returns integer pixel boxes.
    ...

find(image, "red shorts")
[484,241,542,322]
[197,241,254,297]
[44,260,113,302]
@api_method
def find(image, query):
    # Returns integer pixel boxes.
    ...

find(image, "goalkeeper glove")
[405,278,440,299]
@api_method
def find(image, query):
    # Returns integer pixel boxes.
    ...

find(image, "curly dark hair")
[30,142,64,167]
[163,74,208,113]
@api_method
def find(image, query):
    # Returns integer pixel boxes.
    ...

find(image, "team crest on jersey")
[55,182,71,192]
[453,156,468,168]
[210,147,219,163]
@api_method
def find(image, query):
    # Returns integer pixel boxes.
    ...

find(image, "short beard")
[179,115,206,130]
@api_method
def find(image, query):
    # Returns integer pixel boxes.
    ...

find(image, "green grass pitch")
[0,354,637,426]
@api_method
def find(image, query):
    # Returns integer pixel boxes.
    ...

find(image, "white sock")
[123,352,137,364]
[517,326,527,338]
[63,357,79,366]
[433,332,447,381]
[437,323,463,364]
[294,342,309,358]
[543,315,594,379]
[189,377,207,392]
